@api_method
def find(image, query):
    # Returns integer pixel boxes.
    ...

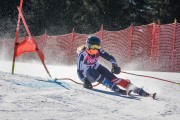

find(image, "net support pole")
[12,0,23,74]
[157,19,161,64]
[150,22,156,66]
[44,29,48,40]
[171,18,177,71]
[68,28,75,64]
[100,24,104,41]
[129,23,133,60]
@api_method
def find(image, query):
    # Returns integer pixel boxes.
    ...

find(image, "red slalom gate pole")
[12,0,23,74]
[121,71,180,86]
[17,7,52,78]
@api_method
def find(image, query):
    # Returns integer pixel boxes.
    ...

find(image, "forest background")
[0,0,180,38]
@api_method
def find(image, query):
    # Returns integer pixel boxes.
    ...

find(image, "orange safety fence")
[0,22,180,72]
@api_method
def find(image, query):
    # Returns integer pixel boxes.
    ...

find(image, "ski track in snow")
[0,61,180,120]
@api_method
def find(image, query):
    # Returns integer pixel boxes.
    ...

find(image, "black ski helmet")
[86,36,101,49]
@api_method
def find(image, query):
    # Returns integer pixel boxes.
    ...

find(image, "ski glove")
[82,78,92,89]
[111,64,121,74]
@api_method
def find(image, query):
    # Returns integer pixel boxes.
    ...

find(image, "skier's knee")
[86,68,104,83]
[101,78,119,92]
[134,88,150,96]
[112,78,131,88]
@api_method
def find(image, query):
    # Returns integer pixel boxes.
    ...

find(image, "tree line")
[0,0,180,37]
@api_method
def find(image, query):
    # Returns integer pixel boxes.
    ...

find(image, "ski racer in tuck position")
[77,36,156,99]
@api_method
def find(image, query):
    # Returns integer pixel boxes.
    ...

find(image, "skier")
[77,36,156,99]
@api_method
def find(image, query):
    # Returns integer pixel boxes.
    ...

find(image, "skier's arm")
[99,48,118,66]
[77,52,85,81]
[99,48,121,74]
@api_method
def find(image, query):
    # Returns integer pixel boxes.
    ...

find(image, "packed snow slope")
[0,61,180,120]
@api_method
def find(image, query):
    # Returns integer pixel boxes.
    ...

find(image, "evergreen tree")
[0,0,180,36]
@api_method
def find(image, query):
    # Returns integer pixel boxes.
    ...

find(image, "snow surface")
[0,60,180,120]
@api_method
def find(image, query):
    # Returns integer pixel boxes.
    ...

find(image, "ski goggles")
[89,44,101,50]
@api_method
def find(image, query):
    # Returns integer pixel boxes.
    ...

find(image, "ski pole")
[121,71,180,85]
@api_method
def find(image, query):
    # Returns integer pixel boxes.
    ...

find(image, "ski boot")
[118,89,127,95]
[135,88,157,99]
[118,89,132,96]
